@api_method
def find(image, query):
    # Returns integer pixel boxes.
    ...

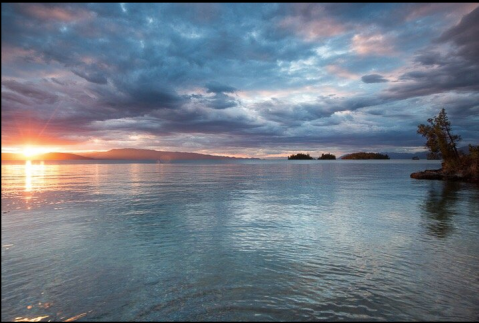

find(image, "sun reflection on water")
[24,161,45,193]
[25,161,32,192]
[14,316,49,322]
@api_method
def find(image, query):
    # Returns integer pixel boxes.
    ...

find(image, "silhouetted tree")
[416,110,478,181]
[464,144,479,179]
[417,109,461,162]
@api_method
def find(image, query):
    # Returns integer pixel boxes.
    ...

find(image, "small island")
[341,152,390,160]
[410,109,478,183]
[318,153,336,160]
[288,153,314,160]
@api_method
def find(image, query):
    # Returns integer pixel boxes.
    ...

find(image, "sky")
[2,3,479,158]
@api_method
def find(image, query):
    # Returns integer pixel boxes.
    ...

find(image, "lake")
[2,160,479,321]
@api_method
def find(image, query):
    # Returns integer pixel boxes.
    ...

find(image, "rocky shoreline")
[410,168,478,183]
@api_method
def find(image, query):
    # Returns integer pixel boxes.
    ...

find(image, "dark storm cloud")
[258,95,387,126]
[361,74,389,83]
[204,93,238,110]
[1,3,478,152]
[205,82,237,94]
[109,81,187,111]
[437,5,479,61]
[385,7,479,100]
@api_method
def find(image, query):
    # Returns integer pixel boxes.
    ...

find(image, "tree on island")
[412,109,478,182]
[341,152,390,160]
[318,153,336,160]
[417,108,461,162]
[288,153,314,160]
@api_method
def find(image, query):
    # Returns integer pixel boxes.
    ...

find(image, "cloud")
[278,4,347,41]
[14,3,93,22]
[1,4,478,155]
[361,74,389,83]
[72,67,108,84]
[326,65,357,80]
[351,32,395,56]
[437,6,479,62]
[2,80,58,104]
[204,92,238,110]
[385,7,479,100]
[205,82,236,93]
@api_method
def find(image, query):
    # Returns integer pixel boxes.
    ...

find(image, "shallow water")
[2,160,479,321]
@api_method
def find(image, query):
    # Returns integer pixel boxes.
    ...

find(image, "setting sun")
[22,147,47,158]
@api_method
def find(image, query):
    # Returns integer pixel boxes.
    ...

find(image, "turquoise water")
[2,160,479,321]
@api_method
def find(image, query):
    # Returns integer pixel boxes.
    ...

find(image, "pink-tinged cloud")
[326,65,358,80]
[15,4,92,22]
[237,86,355,101]
[278,4,346,41]
[279,16,346,41]
[351,33,395,56]
[405,3,479,22]
[1,122,84,147]
[1,46,35,64]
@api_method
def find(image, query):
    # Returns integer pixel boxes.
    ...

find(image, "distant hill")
[81,148,258,161]
[1,152,93,161]
[2,153,22,161]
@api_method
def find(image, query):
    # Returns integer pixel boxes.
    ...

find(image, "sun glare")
[22,147,47,158]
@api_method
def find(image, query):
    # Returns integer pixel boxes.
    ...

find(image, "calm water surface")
[2,160,479,321]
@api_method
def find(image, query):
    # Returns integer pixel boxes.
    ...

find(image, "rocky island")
[318,153,336,160]
[287,153,314,160]
[341,152,390,160]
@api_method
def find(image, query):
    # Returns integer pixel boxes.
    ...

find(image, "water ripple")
[2,160,479,321]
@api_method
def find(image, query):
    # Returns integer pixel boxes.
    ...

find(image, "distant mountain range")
[378,151,430,159]
[379,146,471,159]
[1,148,259,161]
[335,151,429,160]
[1,152,93,161]
[2,147,472,161]
[82,148,259,161]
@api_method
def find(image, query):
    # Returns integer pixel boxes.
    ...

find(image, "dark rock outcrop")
[410,168,478,183]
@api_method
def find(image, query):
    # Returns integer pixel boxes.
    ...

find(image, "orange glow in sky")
[22,146,49,158]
